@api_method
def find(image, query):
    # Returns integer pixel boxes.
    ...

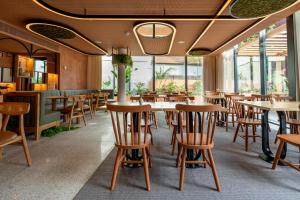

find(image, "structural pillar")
[287,12,300,100]
[259,29,267,95]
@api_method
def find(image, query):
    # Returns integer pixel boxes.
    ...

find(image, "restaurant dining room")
[0,1,300,200]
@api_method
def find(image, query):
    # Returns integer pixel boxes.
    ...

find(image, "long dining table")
[236,100,300,163]
[109,101,226,168]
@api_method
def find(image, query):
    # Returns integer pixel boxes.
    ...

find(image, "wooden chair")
[93,92,109,113]
[61,95,87,130]
[83,94,94,119]
[0,102,32,166]
[176,104,222,192]
[220,94,238,131]
[168,96,188,155]
[107,104,152,191]
[232,96,261,151]
[142,95,158,129]
[272,134,300,172]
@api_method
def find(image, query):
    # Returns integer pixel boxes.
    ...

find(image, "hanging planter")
[112,54,133,67]
[189,48,212,56]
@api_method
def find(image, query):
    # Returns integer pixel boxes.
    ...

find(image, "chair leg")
[202,150,207,168]
[0,148,2,160]
[233,124,240,142]
[179,148,186,191]
[245,125,249,152]
[154,112,158,129]
[22,137,32,166]
[146,146,152,168]
[142,148,151,191]
[121,149,127,168]
[68,115,72,131]
[207,149,221,192]
[171,126,177,155]
[225,113,228,132]
[81,109,87,126]
[176,144,183,167]
[110,148,122,191]
[252,125,256,143]
[232,113,235,127]
[149,126,153,145]
[272,141,284,170]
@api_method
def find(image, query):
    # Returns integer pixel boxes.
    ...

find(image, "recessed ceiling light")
[125,31,131,37]
[177,41,185,44]
[95,41,103,44]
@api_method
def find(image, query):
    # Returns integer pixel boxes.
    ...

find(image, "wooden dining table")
[237,100,300,163]
[110,101,226,168]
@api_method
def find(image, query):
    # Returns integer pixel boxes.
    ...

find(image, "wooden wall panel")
[58,47,88,90]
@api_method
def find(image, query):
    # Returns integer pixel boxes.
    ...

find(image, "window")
[223,49,235,92]
[237,56,261,94]
[102,56,114,89]
[187,56,203,96]
[130,56,153,95]
[155,56,185,93]
[32,59,46,84]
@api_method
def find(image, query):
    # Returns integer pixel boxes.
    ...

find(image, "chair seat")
[176,133,214,147]
[287,119,300,125]
[277,134,300,146]
[117,133,152,146]
[0,131,19,146]
[238,118,261,125]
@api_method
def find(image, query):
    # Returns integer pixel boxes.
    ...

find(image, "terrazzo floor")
[0,112,115,200]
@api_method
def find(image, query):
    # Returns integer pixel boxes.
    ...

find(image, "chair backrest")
[69,95,86,109]
[107,104,152,147]
[176,104,221,147]
[0,102,30,132]
[142,95,156,102]
[168,96,187,102]
[205,91,218,96]
[231,95,246,119]
[251,94,271,101]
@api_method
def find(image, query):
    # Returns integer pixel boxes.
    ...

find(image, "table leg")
[259,110,274,162]
[259,110,287,164]
[126,112,142,168]
[277,111,287,159]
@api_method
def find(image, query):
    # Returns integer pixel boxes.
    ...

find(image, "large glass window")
[32,59,46,84]
[223,49,235,92]
[102,56,114,89]
[130,56,153,95]
[101,56,204,95]
[155,56,185,94]
[237,56,261,94]
[187,56,203,97]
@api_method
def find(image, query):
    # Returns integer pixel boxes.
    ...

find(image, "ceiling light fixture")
[133,22,176,55]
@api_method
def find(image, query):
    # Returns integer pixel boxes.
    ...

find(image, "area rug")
[74,115,300,200]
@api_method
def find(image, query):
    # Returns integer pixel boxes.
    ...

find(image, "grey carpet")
[74,114,300,200]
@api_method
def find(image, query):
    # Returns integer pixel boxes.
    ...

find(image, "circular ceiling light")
[189,48,212,56]
[29,24,76,39]
[137,23,173,38]
[230,0,297,19]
